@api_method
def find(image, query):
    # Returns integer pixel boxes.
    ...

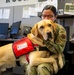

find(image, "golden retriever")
[0,20,63,74]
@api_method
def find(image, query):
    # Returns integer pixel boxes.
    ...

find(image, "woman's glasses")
[42,14,54,18]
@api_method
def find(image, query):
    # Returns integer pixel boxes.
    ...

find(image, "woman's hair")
[42,5,57,16]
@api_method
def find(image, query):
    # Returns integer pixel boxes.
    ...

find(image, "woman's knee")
[37,63,53,75]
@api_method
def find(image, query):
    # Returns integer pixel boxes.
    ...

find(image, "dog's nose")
[47,32,52,38]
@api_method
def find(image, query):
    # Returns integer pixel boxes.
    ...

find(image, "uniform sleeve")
[43,25,67,54]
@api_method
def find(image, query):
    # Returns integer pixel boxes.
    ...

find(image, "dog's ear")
[47,20,57,33]
[31,23,38,36]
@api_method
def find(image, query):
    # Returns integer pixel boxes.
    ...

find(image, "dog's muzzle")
[47,32,52,39]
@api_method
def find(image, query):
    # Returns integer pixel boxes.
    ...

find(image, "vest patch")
[17,42,28,50]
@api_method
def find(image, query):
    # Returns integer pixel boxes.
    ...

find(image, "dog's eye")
[48,24,52,27]
[40,26,44,29]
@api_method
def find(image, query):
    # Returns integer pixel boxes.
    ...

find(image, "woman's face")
[42,9,56,22]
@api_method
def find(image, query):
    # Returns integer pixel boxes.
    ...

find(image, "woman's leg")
[37,63,53,75]
[26,65,37,75]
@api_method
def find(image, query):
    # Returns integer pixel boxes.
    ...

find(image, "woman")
[27,5,66,75]
[41,5,57,22]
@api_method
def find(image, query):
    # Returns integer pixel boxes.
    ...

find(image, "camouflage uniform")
[26,23,67,75]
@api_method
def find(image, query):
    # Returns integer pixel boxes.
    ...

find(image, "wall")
[0,0,41,27]
[0,7,14,26]
[0,0,74,26]
[0,4,41,27]
[13,5,41,27]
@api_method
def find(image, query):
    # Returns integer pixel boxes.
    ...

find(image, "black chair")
[0,23,9,39]
[64,26,74,74]
[23,26,32,36]
[9,21,21,39]
[62,26,70,74]
[64,26,70,53]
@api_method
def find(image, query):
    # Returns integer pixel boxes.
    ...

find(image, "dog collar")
[33,44,49,51]
[37,47,49,51]
[33,43,49,51]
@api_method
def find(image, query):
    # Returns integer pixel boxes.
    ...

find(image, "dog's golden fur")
[0,20,63,74]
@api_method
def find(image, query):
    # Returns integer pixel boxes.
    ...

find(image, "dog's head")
[31,20,56,41]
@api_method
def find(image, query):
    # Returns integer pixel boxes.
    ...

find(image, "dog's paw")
[59,59,63,69]
[53,61,58,74]
[58,54,64,69]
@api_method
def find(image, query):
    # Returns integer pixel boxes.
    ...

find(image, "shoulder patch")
[61,34,66,39]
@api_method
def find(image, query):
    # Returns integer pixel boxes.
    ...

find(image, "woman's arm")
[43,24,67,54]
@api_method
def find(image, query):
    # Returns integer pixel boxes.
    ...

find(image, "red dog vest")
[12,37,34,58]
